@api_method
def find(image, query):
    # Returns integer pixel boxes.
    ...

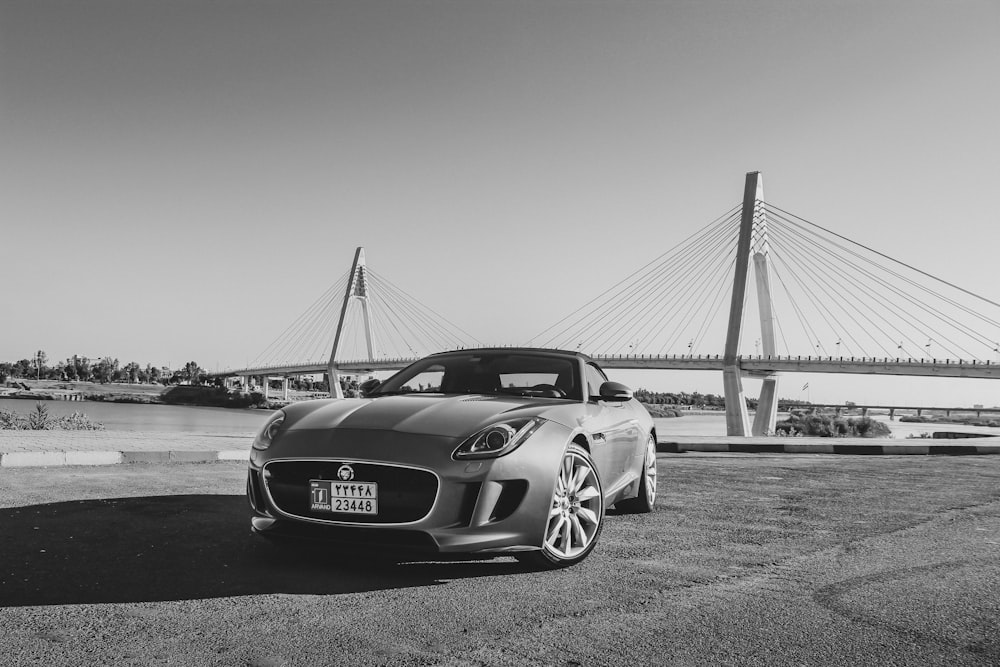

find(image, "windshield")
[374,352,581,400]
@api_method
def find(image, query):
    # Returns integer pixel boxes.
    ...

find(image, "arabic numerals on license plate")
[334,498,375,513]
[310,479,379,514]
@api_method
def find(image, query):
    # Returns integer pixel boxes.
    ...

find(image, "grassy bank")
[0,403,104,430]
[899,414,1000,428]
[1,379,166,403]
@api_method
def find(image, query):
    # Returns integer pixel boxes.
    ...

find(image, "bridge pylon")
[724,172,780,435]
[326,246,376,399]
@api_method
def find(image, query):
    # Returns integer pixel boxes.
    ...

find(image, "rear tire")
[517,443,604,569]
[616,433,657,514]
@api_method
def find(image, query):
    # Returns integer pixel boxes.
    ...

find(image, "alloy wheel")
[542,446,604,561]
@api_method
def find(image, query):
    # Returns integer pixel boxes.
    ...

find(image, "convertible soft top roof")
[425,347,596,363]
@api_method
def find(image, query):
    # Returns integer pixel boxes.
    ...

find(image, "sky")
[1,0,998,405]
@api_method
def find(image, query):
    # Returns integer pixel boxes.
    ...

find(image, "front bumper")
[247,422,570,554]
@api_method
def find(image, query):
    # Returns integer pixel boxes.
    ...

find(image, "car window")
[377,353,581,400]
[499,372,559,388]
[394,367,444,393]
[585,364,608,400]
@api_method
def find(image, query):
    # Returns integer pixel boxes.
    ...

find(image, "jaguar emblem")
[336,464,355,481]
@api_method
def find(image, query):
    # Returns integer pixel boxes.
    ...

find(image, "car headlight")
[252,411,286,451]
[453,417,546,460]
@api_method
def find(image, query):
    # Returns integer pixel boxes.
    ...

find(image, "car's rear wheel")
[616,433,657,513]
[519,443,604,569]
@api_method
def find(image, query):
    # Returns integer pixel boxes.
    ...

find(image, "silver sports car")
[246,348,658,568]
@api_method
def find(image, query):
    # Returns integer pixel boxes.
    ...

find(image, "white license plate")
[309,479,378,515]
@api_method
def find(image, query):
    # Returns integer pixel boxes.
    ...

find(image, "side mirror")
[597,381,632,402]
[358,378,382,397]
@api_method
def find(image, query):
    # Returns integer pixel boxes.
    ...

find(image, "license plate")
[309,479,378,515]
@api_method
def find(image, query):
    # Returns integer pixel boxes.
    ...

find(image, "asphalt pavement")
[1,455,997,666]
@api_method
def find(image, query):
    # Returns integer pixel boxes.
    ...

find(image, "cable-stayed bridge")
[217,172,1000,436]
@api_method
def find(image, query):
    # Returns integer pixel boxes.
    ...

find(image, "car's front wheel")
[519,443,604,569]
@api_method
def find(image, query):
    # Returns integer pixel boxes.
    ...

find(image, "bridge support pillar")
[723,369,751,435]
[750,248,780,435]
[326,247,375,399]
[327,369,343,400]
[889,408,895,420]
[752,377,778,435]
[723,171,766,436]
[283,376,290,401]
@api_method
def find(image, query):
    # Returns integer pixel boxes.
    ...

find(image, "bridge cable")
[367,269,480,354]
[765,234,869,357]
[367,274,451,357]
[765,205,1000,351]
[652,230,740,354]
[772,220,975,360]
[541,210,737,351]
[765,207,993,359]
[249,273,349,368]
[573,215,736,354]
[773,225,920,354]
[768,216,975,359]
[765,203,1000,311]
[767,227,906,357]
[368,268,480,346]
[528,204,741,348]
[595,215,740,353]
[370,272,474,352]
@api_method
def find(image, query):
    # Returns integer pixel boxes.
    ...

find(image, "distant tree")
[91,357,119,384]
[12,359,32,378]
[34,350,48,379]
[181,361,204,385]
[0,362,11,383]
[66,355,92,382]
[123,361,141,384]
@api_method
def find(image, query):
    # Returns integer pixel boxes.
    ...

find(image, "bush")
[774,410,891,438]
[0,403,104,430]
[162,386,268,408]
[641,403,683,418]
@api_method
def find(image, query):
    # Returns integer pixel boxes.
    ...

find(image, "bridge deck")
[215,355,1000,380]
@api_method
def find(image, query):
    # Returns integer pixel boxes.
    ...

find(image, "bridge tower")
[326,246,376,399]
[723,172,780,435]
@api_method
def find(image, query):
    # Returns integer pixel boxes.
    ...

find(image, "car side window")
[585,364,608,401]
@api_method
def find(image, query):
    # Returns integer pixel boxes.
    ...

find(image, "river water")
[2,398,996,440]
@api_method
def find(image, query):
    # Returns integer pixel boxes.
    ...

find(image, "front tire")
[518,443,604,569]
[616,433,657,513]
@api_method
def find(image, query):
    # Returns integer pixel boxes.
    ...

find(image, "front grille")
[264,460,438,524]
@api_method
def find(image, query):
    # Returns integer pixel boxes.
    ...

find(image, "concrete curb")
[658,440,1000,455]
[0,449,249,468]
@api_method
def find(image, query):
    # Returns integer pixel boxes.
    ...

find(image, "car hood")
[286,394,570,438]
